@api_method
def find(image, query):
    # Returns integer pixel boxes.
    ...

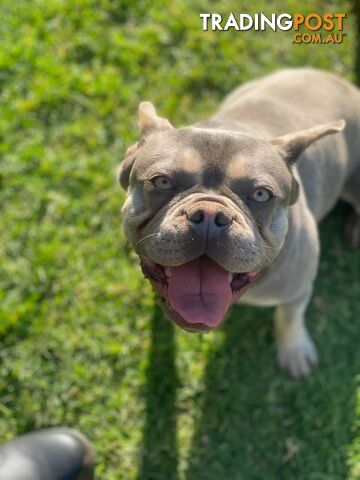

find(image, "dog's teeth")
[165,267,171,277]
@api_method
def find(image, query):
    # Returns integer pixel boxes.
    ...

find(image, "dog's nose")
[187,205,232,231]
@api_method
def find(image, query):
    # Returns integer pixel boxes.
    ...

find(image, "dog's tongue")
[167,256,232,327]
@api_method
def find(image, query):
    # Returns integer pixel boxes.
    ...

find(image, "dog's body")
[120,68,360,378]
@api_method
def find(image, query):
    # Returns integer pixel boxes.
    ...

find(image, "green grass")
[0,1,359,479]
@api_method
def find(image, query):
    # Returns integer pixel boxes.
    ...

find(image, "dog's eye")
[152,175,174,190]
[251,188,271,202]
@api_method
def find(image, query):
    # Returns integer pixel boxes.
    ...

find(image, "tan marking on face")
[226,155,249,180]
[178,148,203,173]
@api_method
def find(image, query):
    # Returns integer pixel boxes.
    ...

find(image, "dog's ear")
[118,142,139,190]
[118,103,172,189]
[138,101,173,135]
[270,119,345,165]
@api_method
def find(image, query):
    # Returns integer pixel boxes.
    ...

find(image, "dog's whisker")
[135,232,160,246]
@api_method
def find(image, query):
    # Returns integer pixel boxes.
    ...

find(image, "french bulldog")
[119,68,360,378]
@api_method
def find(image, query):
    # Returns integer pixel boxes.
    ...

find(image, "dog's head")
[119,102,344,332]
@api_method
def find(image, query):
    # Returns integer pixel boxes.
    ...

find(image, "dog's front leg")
[274,289,318,379]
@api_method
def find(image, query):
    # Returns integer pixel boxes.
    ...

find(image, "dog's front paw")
[276,328,318,379]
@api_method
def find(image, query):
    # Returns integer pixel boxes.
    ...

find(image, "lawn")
[0,1,359,479]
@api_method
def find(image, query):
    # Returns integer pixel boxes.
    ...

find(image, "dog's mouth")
[140,255,258,332]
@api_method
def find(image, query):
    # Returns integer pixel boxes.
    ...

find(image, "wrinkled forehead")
[134,128,290,187]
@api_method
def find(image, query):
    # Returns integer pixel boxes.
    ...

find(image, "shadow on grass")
[185,204,359,480]
[137,305,179,480]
